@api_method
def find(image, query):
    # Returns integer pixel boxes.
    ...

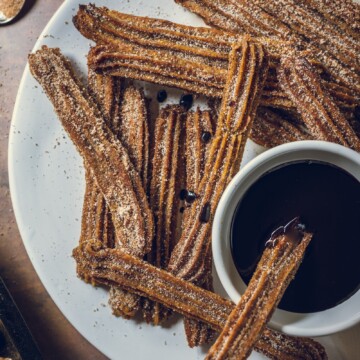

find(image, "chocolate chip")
[201,131,211,143]
[185,191,196,203]
[200,203,211,223]
[179,207,185,213]
[157,90,167,103]
[180,94,193,110]
[179,189,188,200]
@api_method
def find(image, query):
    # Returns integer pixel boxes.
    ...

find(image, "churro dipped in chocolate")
[168,38,269,284]
[251,107,314,148]
[183,108,216,347]
[142,105,186,325]
[206,218,312,360]
[73,240,327,360]
[28,46,154,258]
[278,56,360,152]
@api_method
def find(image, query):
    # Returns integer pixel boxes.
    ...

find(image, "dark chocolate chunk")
[200,203,211,222]
[180,94,193,110]
[185,191,196,203]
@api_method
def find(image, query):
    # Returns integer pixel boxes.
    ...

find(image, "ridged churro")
[72,240,327,360]
[279,56,360,152]
[117,85,150,190]
[251,107,313,148]
[74,4,285,67]
[87,69,143,318]
[183,108,216,347]
[302,0,360,34]
[168,38,269,284]
[88,44,358,113]
[206,218,312,360]
[174,0,360,95]
[143,105,186,325]
[28,46,154,258]
[108,84,150,318]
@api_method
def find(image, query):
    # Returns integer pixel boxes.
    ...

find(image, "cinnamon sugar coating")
[143,105,186,325]
[279,56,360,152]
[88,44,358,113]
[72,240,327,360]
[168,38,269,284]
[28,46,154,258]
[175,0,360,96]
[182,108,216,347]
[251,107,314,148]
[107,84,150,318]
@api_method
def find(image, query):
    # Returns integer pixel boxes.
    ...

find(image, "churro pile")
[27,1,360,358]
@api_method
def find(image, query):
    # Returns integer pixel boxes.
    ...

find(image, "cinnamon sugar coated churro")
[168,38,269,284]
[279,56,360,152]
[143,105,186,325]
[206,218,313,360]
[72,240,327,359]
[87,69,141,318]
[174,0,360,95]
[107,84,150,318]
[28,46,154,258]
[183,108,216,346]
[251,107,314,148]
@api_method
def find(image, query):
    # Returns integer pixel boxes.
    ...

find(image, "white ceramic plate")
[7,0,345,359]
[8,1,266,359]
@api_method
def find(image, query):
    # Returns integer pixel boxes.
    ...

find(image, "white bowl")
[212,140,360,337]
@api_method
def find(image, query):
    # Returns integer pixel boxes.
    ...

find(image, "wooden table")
[0,1,359,359]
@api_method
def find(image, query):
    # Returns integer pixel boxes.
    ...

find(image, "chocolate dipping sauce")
[231,161,360,313]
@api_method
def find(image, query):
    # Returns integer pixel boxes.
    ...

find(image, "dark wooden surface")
[0,1,106,358]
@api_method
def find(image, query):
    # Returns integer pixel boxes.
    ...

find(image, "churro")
[279,56,360,152]
[117,85,150,190]
[174,0,360,95]
[108,84,150,318]
[87,70,143,318]
[252,0,360,68]
[168,38,269,284]
[183,108,216,346]
[72,240,327,360]
[251,107,313,148]
[74,4,285,67]
[143,105,186,325]
[206,218,312,360]
[28,46,154,258]
[89,45,358,113]
[302,0,360,34]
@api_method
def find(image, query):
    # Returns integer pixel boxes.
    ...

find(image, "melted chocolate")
[180,94,193,110]
[231,161,360,313]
